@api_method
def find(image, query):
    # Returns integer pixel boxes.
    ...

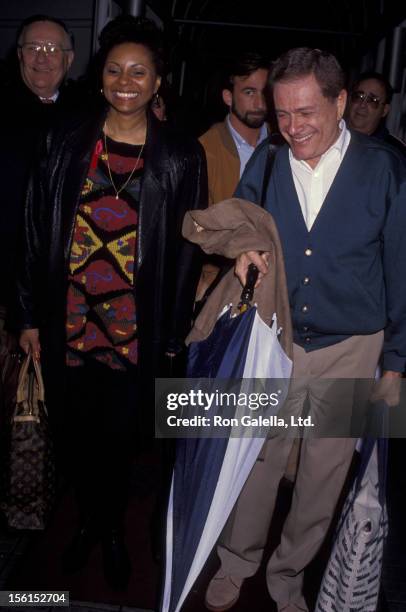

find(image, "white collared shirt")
[227,115,268,178]
[39,91,59,103]
[289,119,351,230]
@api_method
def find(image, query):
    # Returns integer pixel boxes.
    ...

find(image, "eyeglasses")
[18,42,72,57]
[350,90,385,109]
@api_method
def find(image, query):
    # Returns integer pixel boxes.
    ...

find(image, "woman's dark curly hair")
[93,14,164,89]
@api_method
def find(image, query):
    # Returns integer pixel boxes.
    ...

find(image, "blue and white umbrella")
[161,269,292,612]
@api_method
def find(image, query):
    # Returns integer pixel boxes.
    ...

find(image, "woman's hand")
[19,328,41,361]
[235,251,270,287]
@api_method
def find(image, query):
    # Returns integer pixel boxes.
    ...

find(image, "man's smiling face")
[18,20,73,98]
[273,72,347,168]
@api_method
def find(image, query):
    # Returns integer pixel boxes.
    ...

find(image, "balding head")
[17,17,74,98]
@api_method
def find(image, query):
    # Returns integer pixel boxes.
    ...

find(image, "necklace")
[103,123,145,200]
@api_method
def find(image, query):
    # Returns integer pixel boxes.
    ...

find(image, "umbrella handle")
[238,264,259,311]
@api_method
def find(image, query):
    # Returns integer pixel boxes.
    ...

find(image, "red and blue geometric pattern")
[66,136,143,370]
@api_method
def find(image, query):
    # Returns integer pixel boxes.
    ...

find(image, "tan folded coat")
[182,198,293,360]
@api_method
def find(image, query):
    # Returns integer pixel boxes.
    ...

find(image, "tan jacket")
[182,198,293,360]
[199,120,240,206]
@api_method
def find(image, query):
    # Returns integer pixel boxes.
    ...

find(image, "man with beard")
[197,53,269,298]
[200,52,270,205]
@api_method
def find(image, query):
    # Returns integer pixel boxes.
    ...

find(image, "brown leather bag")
[0,354,56,529]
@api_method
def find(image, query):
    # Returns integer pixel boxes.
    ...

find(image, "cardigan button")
[301,305,309,313]
[305,248,312,256]
[305,337,311,343]
[303,276,310,285]
[303,326,309,332]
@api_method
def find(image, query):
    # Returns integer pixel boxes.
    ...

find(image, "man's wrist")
[382,370,402,378]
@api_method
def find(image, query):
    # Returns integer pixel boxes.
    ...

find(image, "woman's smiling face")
[102,42,161,116]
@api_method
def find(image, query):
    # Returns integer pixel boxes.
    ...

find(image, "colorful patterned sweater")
[66,135,144,370]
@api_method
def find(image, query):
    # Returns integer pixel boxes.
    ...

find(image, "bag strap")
[355,401,388,502]
[195,139,279,318]
[32,357,45,403]
[260,141,279,207]
[16,353,45,404]
[336,404,389,531]
[337,438,388,531]
[16,353,31,403]
[235,141,278,312]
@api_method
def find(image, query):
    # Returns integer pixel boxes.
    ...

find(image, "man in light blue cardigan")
[205,48,406,612]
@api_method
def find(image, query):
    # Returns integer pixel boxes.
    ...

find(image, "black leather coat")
[17,108,207,413]
[0,78,89,308]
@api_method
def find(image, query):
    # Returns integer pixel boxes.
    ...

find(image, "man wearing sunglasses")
[348,71,406,155]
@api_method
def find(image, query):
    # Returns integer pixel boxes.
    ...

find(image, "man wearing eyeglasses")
[348,71,406,155]
[17,15,74,102]
[0,15,76,325]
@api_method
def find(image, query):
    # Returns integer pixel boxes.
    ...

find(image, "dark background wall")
[0,0,405,137]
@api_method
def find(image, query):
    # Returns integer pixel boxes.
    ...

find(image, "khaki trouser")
[218,331,384,609]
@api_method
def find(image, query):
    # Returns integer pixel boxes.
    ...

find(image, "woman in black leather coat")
[17,15,207,588]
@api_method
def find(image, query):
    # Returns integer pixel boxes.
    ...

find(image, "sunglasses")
[350,90,385,109]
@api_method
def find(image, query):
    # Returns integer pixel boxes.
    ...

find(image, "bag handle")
[355,401,388,503]
[336,402,389,532]
[16,353,45,404]
[260,142,279,206]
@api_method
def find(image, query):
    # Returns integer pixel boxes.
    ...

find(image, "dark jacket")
[236,131,406,372]
[0,77,90,308]
[16,109,207,414]
[372,123,406,157]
